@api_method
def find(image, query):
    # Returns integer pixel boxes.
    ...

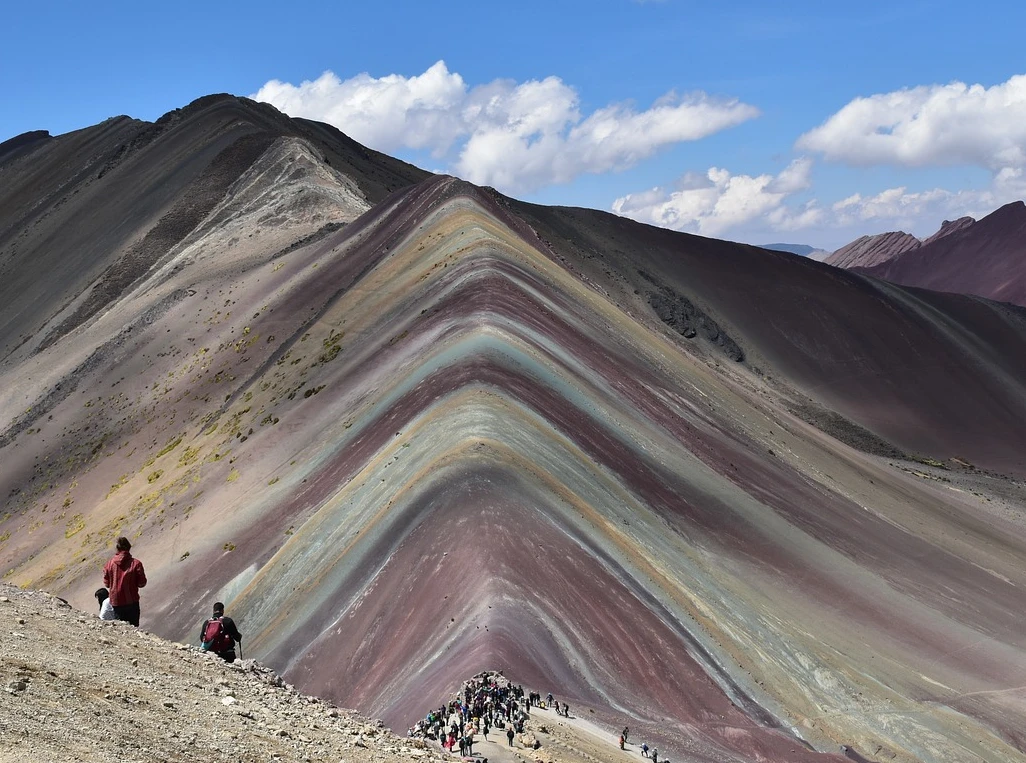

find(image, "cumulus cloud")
[252,61,759,193]
[254,62,469,156]
[829,177,1026,231]
[797,74,1026,170]
[832,187,955,226]
[611,158,821,237]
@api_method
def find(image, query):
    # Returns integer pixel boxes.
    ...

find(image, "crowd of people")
[408,671,534,755]
[408,671,661,760]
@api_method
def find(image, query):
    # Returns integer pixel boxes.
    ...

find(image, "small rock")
[0,597,9,603]
[221,696,237,706]
[131,658,139,668]
[16,618,25,625]
[162,699,174,708]
[6,679,28,694]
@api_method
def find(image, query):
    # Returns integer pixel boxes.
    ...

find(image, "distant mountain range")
[759,242,830,260]
[825,204,1026,306]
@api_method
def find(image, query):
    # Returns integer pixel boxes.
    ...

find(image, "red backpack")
[201,617,233,653]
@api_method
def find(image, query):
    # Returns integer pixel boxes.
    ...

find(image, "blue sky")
[3,0,1025,249]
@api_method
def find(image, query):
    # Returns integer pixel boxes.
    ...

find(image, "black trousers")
[113,602,140,626]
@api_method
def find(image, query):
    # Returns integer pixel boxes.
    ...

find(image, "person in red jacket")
[102,537,147,626]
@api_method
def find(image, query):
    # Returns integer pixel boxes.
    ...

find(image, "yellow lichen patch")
[105,475,131,499]
[178,445,202,467]
[64,514,85,539]
[155,436,184,458]
[226,469,240,483]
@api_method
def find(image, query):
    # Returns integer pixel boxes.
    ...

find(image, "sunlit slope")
[0,169,1024,762]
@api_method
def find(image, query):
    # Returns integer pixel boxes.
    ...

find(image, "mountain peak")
[844,199,1026,306]
[825,230,921,268]
[922,215,975,245]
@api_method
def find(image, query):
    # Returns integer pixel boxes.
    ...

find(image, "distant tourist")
[102,537,147,626]
[506,726,515,746]
[199,602,243,662]
[94,587,116,621]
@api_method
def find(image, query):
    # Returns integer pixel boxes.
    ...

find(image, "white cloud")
[253,62,469,156]
[831,187,954,226]
[611,158,821,236]
[828,177,1026,232]
[252,61,759,193]
[797,74,1026,170]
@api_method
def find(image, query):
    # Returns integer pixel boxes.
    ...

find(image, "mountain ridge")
[854,200,1026,306]
[1,95,1025,763]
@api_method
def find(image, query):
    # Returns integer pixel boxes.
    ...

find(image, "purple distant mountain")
[853,203,1026,307]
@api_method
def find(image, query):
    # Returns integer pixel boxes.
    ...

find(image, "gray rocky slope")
[0,583,449,763]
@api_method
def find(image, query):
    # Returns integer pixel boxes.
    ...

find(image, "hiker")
[619,734,625,750]
[641,742,650,757]
[199,602,243,662]
[94,587,116,621]
[102,537,147,626]
[622,726,630,743]
[652,748,658,763]
[506,726,515,746]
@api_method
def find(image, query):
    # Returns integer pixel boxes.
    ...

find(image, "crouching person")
[200,602,243,662]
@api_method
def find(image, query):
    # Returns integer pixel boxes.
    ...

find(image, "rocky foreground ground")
[0,583,449,763]
[0,583,643,763]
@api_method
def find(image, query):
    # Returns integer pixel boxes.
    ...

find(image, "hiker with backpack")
[199,602,243,662]
[102,537,147,626]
